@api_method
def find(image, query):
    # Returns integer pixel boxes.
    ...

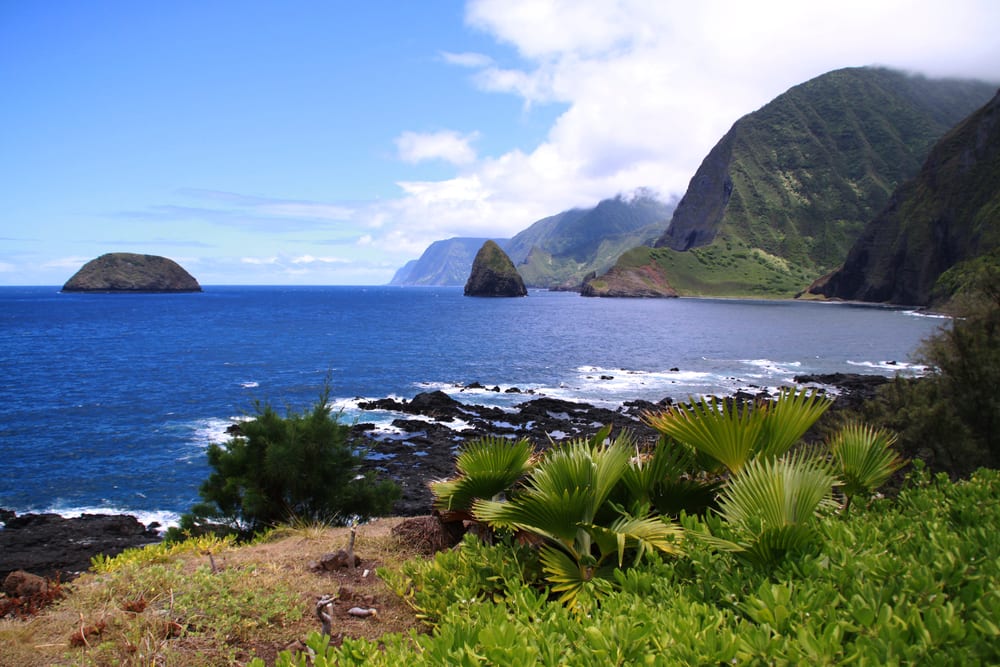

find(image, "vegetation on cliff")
[389,238,504,286]
[579,247,678,297]
[589,67,995,297]
[62,253,202,292]
[811,90,1000,306]
[506,191,673,289]
[392,192,672,289]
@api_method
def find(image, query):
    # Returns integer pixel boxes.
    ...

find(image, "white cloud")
[291,254,351,265]
[395,130,480,165]
[439,51,494,68]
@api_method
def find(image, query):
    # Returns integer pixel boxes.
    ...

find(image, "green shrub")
[174,382,399,538]
[862,274,1000,475]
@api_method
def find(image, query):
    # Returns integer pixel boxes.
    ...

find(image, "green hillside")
[812,89,1000,306]
[591,67,996,297]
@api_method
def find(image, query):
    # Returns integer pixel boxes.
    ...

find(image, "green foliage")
[644,388,831,473]
[472,428,683,607]
[616,435,722,517]
[862,277,1000,474]
[429,435,534,516]
[829,421,905,512]
[176,383,399,538]
[90,533,236,573]
[714,452,838,567]
[269,469,1000,666]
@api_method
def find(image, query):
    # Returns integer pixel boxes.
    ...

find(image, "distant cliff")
[810,89,1000,307]
[390,191,673,289]
[588,67,995,298]
[464,241,527,297]
[507,191,674,289]
[62,253,202,292]
[389,237,507,286]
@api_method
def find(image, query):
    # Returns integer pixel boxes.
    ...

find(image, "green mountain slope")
[588,67,996,297]
[810,89,1000,306]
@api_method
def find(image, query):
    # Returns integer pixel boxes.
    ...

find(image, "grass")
[0,518,425,667]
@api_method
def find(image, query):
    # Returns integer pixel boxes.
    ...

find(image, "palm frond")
[589,515,684,567]
[539,545,590,608]
[719,451,837,528]
[430,436,534,513]
[716,451,837,565]
[829,422,905,509]
[644,397,765,473]
[757,388,833,459]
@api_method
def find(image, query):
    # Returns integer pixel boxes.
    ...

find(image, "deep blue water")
[0,285,945,525]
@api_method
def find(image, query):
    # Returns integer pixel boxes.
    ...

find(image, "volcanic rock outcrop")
[63,253,202,292]
[463,240,527,297]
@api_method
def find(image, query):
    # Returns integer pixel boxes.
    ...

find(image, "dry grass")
[0,517,429,666]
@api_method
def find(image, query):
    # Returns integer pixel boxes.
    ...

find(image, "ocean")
[0,285,946,526]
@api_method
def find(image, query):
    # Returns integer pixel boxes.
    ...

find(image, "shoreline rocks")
[0,512,161,582]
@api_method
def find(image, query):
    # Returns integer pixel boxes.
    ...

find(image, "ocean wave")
[903,310,952,320]
[16,504,180,533]
[847,360,928,374]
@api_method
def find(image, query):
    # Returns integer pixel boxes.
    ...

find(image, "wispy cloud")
[395,130,480,165]
[439,51,494,68]
[120,190,356,233]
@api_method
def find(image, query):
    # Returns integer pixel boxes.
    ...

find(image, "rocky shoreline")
[354,373,889,516]
[1,373,889,581]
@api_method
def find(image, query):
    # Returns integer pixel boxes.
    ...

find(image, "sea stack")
[464,240,527,297]
[62,253,202,293]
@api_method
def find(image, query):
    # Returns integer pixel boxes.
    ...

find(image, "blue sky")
[2,0,999,285]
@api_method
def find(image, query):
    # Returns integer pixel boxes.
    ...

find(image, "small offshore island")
[62,253,202,293]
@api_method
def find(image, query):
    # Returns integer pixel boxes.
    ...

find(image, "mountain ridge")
[587,67,996,298]
[809,88,1000,306]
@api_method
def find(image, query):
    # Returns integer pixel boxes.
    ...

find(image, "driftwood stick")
[347,521,358,572]
[315,595,336,635]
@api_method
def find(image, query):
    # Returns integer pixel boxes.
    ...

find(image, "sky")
[2,1,998,286]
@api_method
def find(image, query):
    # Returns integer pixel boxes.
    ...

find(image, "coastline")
[1,372,892,581]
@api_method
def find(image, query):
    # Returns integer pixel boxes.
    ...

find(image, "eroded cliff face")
[655,135,734,252]
[811,90,1000,306]
[463,240,527,297]
[62,253,202,292]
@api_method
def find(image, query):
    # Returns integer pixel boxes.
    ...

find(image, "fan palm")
[429,435,534,518]
[829,422,905,513]
[472,430,683,607]
[618,436,721,517]
[713,451,838,567]
[643,388,832,474]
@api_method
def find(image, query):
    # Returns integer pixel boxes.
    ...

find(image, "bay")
[0,285,945,524]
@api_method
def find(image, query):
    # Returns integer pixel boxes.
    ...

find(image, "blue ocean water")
[0,285,945,525]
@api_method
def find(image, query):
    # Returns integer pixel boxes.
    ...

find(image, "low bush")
[265,466,1000,666]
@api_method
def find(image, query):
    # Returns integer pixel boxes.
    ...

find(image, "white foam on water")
[739,359,802,377]
[847,360,929,374]
[903,309,952,320]
[239,381,259,388]
[24,504,180,533]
